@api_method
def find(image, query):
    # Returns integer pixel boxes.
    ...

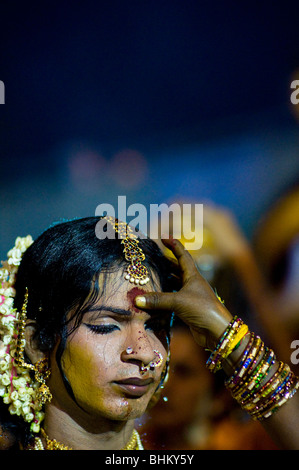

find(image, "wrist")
[206,316,247,373]
[206,303,233,350]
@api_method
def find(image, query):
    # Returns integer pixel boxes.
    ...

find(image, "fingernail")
[135,296,147,307]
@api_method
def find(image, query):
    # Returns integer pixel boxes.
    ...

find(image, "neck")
[43,402,135,450]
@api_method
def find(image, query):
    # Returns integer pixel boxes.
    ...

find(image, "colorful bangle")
[244,362,290,410]
[250,371,298,420]
[224,324,249,359]
[239,348,276,404]
[225,332,256,389]
[229,337,264,397]
[236,348,276,404]
[222,326,299,421]
[260,379,299,420]
[206,317,245,373]
[206,304,299,421]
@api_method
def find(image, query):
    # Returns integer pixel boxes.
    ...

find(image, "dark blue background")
[1,1,299,256]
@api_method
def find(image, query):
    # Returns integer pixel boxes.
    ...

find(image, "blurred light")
[67,147,107,192]
[109,149,148,189]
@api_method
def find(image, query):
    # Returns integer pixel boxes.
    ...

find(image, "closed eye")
[84,324,120,335]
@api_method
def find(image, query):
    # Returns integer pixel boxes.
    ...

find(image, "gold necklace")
[33,428,143,450]
[122,429,143,450]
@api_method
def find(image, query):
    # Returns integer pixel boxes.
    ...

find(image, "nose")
[122,326,162,370]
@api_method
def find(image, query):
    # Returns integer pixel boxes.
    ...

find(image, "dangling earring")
[15,288,52,406]
[159,348,171,389]
[34,358,53,405]
[147,348,171,409]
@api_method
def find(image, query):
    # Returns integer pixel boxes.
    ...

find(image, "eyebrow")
[87,306,132,317]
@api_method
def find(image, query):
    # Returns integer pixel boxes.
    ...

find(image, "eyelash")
[85,324,119,335]
[85,320,165,335]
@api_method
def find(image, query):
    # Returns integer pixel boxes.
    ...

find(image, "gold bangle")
[206,317,245,373]
[244,362,289,411]
[225,332,256,389]
[244,365,291,414]
[238,348,276,406]
[224,324,249,359]
[230,339,264,399]
[250,371,299,420]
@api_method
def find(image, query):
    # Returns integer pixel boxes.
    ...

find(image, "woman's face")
[48,270,169,425]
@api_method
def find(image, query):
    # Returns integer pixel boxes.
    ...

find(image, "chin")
[97,396,151,422]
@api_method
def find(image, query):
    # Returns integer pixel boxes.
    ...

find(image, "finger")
[134,291,177,312]
[161,237,198,282]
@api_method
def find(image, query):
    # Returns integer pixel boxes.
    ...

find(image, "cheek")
[61,335,116,402]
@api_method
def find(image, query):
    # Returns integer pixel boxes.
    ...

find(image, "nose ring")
[140,350,163,374]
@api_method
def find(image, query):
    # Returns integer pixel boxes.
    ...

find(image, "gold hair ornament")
[103,216,150,285]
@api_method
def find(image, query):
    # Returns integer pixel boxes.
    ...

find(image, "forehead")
[97,268,161,306]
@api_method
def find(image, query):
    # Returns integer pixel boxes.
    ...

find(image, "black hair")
[1,216,179,448]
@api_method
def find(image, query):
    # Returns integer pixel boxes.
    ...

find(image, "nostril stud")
[126,347,133,355]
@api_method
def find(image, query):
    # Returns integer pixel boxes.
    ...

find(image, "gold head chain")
[103,215,150,285]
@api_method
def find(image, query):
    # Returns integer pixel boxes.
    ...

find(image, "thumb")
[134,292,177,312]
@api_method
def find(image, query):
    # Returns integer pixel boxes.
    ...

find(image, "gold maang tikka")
[14,288,52,406]
[103,216,150,285]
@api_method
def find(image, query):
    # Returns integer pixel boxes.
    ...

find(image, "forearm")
[262,393,299,450]
[218,326,299,450]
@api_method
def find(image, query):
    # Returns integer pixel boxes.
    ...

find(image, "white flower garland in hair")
[0,236,44,433]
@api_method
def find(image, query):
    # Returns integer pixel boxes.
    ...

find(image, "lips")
[114,377,154,397]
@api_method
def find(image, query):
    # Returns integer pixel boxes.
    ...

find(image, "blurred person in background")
[140,198,299,450]
[138,318,278,450]
[254,182,299,343]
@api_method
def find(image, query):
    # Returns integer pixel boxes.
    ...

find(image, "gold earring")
[15,288,52,406]
[34,358,53,405]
